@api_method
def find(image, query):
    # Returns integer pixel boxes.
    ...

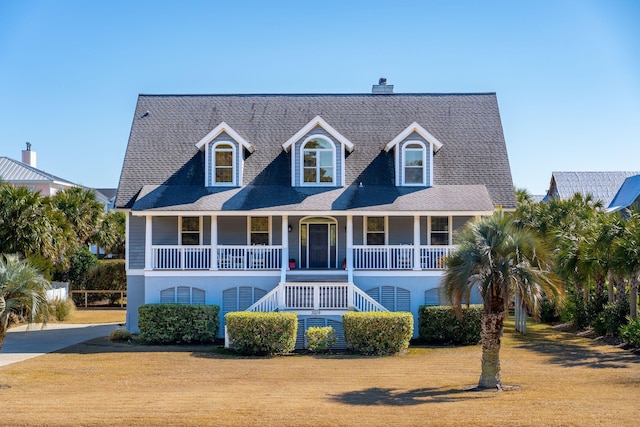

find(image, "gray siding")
[152,217,178,245]
[353,216,364,245]
[453,216,473,233]
[203,216,211,245]
[218,216,247,244]
[388,217,414,244]
[128,214,146,269]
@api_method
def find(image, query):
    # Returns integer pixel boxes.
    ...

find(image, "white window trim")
[363,216,388,245]
[299,134,337,187]
[247,216,272,245]
[179,216,203,246]
[402,140,427,186]
[210,141,237,186]
[427,216,451,245]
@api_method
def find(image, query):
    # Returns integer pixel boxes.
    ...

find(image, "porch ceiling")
[130,183,494,213]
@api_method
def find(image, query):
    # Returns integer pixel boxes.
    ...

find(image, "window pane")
[431,217,449,232]
[367,233,385,245]
[405,168,423,183]
[405,150,423,166]
[304,152,317,167]
[216,168,233,183]
[305,138,330,149]
[367,217,384,232]
[319,167,333,182]
[182,233,199,245]
[319,151,333,166]
[406,143,422,149]
[216,151,233,167]
[304,168,316,182]
[182,217,199,232]
[251,233,269,245]
[431,233,449,245]
[251,217,269,232]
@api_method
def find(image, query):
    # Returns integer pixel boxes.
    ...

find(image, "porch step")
[286,272,348,282]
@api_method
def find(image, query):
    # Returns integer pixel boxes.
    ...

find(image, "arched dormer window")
[301,136,335,185]
[212,142,235,185]
[402,141,427,186]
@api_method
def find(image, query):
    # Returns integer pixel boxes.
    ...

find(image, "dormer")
[384,122,443,187]
[196,122,254,187]
[282,116,354,187]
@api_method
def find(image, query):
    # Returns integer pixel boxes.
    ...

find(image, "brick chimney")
[22,142,37,168]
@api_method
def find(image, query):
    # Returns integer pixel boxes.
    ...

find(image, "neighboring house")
[607,174,640,213]
[0,145,77,196]
[543,171,640,207]
[115,82,516,343]
[94,188,118,211]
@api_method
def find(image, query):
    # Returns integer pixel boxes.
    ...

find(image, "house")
[543,171,640,206]
[607,174,640,213]
[115,81,516,342]
[0,144,78,196]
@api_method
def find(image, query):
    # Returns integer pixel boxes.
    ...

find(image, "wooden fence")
[70,290,127,308]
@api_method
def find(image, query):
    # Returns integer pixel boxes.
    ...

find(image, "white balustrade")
[419,246,455,270]
[352,245,454,270]
[152,245,282,270]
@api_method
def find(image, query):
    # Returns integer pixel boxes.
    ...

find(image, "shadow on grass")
[330,386,495,406]
[508,325,640,369]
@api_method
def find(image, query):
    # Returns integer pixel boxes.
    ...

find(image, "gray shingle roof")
[116,93,515,212]
[545,171,640,206]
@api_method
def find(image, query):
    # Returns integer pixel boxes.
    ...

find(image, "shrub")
[138,304,220,344]
[418,305,482,345]
[110,328,133,342]
[593,298,629,337]
[85,259,126,304]
[342,312,413,355]
[225,312,297,355]
[620,317,640,348]
[305,326,336,353]
[561,290,589,329]
[539,298,561,323]
[51,298,75,321]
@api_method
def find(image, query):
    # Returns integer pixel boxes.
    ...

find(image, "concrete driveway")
[0,323,121,367]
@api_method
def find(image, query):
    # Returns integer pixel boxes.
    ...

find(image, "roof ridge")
[137,92,497,98]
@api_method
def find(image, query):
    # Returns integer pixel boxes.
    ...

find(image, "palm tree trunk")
[478,311,505,389]
[630,273,638,321]
[607,271,615,303]
[616,275,627,302]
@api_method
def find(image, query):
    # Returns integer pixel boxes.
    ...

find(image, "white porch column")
[281,215,289,282]
[413,215,421,271]
[144,215,153,270]
[346,215,354,283]
[210,215,218,270]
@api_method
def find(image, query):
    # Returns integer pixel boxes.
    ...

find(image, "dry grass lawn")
[63,308,126,324]
[1,321,639,426]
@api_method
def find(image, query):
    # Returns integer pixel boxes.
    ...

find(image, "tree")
[94,211,126,258]
[0,254,51,350]
[442,210,562,389]
[612,209,640,320]
[51,187,104,247]
[0,184,73,265]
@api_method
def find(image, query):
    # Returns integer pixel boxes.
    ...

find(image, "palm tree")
[51,187,104,247]
[93,211,126,258]
[0,254,51,350]
[442,210,562,389]
[612,209,640,320]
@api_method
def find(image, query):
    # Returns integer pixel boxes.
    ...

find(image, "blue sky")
[0,0,638,194]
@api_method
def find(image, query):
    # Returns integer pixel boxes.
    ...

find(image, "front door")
[309,224,329,268]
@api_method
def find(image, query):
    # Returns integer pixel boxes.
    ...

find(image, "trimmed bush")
[226,312,298,355]
[50,298,75,321]
[418,305,482,345]
[305,326,337,353]
[138,304,220,344]
[593,299,629,337]
[342,312,413,355]
[620,317,640,348]
[110,328,133,342]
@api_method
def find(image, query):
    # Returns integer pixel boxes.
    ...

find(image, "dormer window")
[403,142,426,186]
[195,122,255,188]
[213,142,235,185]
[303,137,335,185]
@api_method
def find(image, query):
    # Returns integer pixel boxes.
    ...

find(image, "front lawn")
[0,321,638,426]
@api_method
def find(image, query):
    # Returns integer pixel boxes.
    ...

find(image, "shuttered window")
[159,286,206,304]
[366,286,410,312]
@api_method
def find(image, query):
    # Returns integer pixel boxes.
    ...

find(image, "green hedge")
[138,304,220,344]
[305,326,337,353]
[418,305,482,345]
[342,312,413,355]
[225,312,298,355]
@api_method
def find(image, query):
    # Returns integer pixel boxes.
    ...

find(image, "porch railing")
[352,245,455,270]
[246,283,387,313]
[152,245,281,270]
